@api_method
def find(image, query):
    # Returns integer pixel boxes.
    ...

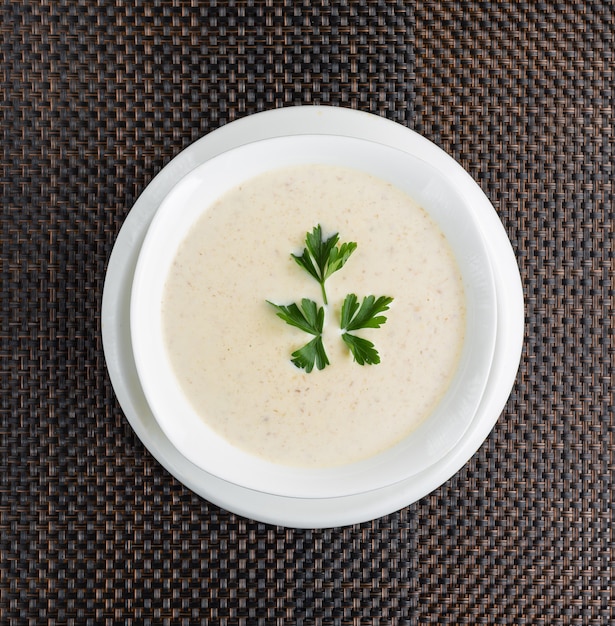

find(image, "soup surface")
[162,164,466,468]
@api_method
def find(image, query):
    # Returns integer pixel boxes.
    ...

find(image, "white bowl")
[130,134,497,499]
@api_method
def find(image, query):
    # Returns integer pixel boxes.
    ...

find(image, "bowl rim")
[130,133,498,498]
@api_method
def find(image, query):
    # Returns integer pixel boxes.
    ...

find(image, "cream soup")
[162,164,466,468]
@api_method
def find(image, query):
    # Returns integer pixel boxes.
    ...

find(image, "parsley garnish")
[292,225,357,305]
[266,299,329,373]
[340,294,394,365]
[268,225,393,372]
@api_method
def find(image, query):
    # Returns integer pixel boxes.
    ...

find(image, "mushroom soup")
[161,164,466,468]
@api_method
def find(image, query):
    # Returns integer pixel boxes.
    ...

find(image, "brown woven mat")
[2,1,614,623]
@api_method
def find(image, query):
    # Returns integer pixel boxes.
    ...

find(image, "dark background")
[2,1,613,624]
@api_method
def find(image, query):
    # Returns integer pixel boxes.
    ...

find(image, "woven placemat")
[1,1,613,624]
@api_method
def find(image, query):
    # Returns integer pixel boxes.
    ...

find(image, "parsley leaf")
[341,334,381,366]
[292,225,357,304]
[267,298,323,335]
[340,294,394,365]
[289,336,330,373]
[267,298,329,372]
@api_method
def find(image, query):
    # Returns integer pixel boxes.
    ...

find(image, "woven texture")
[1,1,614,624]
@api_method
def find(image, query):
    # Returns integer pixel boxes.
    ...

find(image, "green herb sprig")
[340,294,394,365]
[268,225,393,372]
[291,225,357,305]
[266,299,329,373]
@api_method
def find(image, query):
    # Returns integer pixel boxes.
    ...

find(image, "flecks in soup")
[162,164,466,468]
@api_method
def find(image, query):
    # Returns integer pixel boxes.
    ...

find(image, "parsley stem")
[320,281,328,305]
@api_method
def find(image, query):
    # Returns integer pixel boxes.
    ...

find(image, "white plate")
[101,105,524,528]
